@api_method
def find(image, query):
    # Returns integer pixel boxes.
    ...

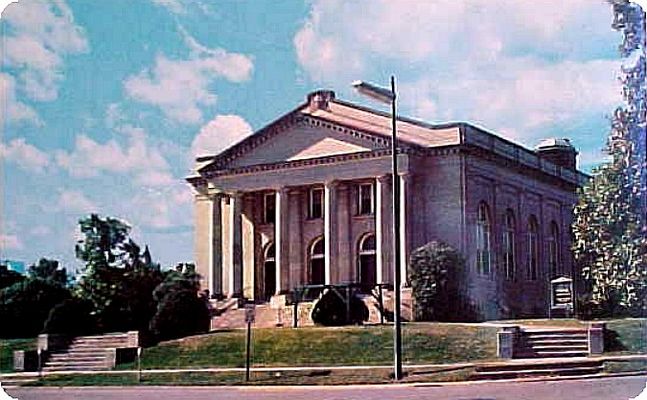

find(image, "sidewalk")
[2,354,645,378]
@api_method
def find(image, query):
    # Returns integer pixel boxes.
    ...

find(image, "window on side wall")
[503,209,516,280]
[528,216,539,281]
[476,202,492,276]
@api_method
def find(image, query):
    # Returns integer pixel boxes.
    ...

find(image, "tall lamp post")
[352,76,403,380]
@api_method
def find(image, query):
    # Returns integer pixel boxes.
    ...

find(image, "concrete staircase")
[515,328,590,358]
[472,359,603,380]
[210,300,282,329]
[42,333,130,372]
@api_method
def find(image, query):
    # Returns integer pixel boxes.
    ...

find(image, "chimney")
[307,90,336,111]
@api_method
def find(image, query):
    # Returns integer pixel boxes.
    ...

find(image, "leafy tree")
[149,263,210,341]
[0,279,72,338]
[573,1,646,317]
[408,241,465,321]
[0,264,24,290]
[75,214,163,332]
[28,258,68,286]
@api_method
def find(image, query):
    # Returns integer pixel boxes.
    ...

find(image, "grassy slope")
[0,338,34,373]
[120,324,498,370]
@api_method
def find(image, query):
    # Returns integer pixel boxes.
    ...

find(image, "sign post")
[550,276,574,318]
[244,303,255,382]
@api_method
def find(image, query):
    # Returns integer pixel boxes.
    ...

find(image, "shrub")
[43,298,96,336]
[149,290,210,341]
[311,290,368,326]
[408,241,467,321]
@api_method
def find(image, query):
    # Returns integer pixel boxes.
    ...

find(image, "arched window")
[263,243,276,301]
[358,234,377,290]
[309,237,325,285]
[548,222,560,277]
[503,209,516,280]
[476,202,492,276]
[527,216,539,280]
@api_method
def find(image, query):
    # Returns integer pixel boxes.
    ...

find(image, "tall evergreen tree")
[573,1,647,316]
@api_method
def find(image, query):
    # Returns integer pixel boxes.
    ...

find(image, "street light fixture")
[352,76,403,381]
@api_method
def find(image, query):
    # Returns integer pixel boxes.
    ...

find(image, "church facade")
[187,90,587,322]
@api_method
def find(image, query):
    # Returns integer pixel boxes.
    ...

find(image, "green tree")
[0,264,24,290]
[573,1,647,317]
[75,214,163,332]
[0,279,72,338]
[28,258,68,286]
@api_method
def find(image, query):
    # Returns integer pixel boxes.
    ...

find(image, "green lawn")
[118,324,498,370]
[605,319,647,354]
[0,338,35,373]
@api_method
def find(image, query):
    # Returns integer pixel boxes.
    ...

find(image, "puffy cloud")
[55,126,171,184]
[124,29,253,124]
[0,234,23,251]
[54,189,98,214]
[0,137,51,173]
[0,73,41,125]
[2,0,88,102]
[191,114,253,158]
[294,0,622,148]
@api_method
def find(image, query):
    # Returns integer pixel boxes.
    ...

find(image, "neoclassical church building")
[187,90,587,323]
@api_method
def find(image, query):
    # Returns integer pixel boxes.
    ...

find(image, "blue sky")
[0,0,627,272]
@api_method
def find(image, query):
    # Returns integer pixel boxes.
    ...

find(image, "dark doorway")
[310,237,325,285]
[358,234,376,291]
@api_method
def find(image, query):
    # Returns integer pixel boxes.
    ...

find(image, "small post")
[137,347,142,383]
[345,286,351,324]
[293,288,299,328]
[245,321,252,382]
[37,348,42,378]
[244,302,255,382]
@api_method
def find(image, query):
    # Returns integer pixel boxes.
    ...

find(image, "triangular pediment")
[219,119,383,169]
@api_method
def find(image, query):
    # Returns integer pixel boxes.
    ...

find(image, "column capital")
[324,180,339,188]
[377,174,392,184]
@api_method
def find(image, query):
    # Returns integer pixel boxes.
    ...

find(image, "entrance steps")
[472,358,603,380]
[42,333,130,372]
[515,328,590,358]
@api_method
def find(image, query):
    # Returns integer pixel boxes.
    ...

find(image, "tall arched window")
[527,216,539,280]
[263,243,276,301]
[358,233,377,291]
[309,237,325,285]
[548,221,560,277]
[476,202,492,276]
[503,209,516,280]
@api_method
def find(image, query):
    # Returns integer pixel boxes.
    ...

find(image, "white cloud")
[0,234,23,251]
[151,0,186,14]
[0,137,51,173]
[124,29,253,124]
[2,0,88,102]
[294,0,622,148]
[55,126,171,183]
[54,189,98,214]
[191,114,253,158]
[30,225,52,237]
[0,73,41,125]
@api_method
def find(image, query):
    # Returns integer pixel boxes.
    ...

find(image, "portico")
[190,150,411,302]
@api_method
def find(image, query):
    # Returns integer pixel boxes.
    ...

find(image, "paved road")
[6,376,647,400]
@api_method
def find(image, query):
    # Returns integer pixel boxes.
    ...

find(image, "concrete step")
[526,339,588,345]
[47,354,108,362]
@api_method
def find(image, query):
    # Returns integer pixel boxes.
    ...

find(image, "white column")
[324,181,338,285]
[230,192,244,297]
[275,188,290,293]
[242,195,255,299]
[209,193,223,297]
[375,175,393,284]
[399,173,411,286]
